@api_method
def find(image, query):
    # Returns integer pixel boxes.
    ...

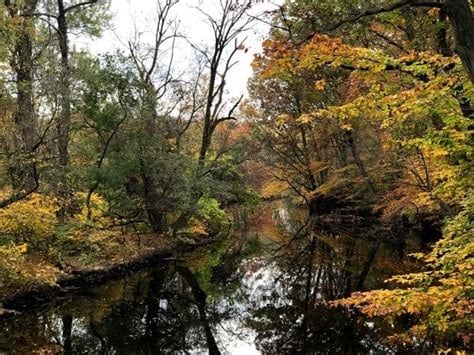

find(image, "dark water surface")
[0,207,417,354]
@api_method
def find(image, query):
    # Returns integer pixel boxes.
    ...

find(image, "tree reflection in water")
[0,210,416,354]
[0,264,224,354]
[245,219,392,354]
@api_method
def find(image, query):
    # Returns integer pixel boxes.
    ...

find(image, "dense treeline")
[0,0,472,352]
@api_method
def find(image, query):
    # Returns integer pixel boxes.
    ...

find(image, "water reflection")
[0,207,418,354]
[242,231,390,353]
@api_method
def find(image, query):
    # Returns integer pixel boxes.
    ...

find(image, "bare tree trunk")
[127,0,179,232]
[62,314,73,355]
[401,0,474,82]
[300,126,318,190]
[54,0,99,168]
[197,52,218,167]
[437,10,452,57]
[175,265,221,355]
[138,153,164,233]
[356,239,381,291]
[195,0,250,168]
[345,129,376,194]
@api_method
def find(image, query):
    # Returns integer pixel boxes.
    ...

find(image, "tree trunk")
[198,62,217,168]
[8,0,40,193]
[356,239,380,291]
[62,314,73,355]
[56,0,73,217]
[345,129,376,194]
[139,155,164,233]
[437,10,452,57]
[444,0,474,83]
[175,265,221,355]
[57,0,71,169]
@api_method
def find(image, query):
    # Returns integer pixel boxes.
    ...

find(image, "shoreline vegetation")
[0,190,237,313]
[1,235,175,314]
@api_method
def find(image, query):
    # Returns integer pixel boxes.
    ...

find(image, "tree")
[126,0,182,233]
[250,36,382,209]
[1,0,40,207]
[74,54,137,221]
[299,0,474,83]
[192,0,252,167]
[33,0,107,215]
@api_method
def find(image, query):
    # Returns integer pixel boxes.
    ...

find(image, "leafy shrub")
[0,193,58,244]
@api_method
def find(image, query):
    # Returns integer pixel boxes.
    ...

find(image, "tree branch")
[64,0,99,13]
[328,0,445,32]
[215,94,243,125]
[0,168,39,208]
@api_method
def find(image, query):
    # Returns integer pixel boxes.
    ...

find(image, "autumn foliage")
[250,13,473,349]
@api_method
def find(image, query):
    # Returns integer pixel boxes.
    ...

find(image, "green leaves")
[197,197,229,229]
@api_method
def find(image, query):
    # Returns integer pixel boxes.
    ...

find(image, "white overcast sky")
[75,0,282,97]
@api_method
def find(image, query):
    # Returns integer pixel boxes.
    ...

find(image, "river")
[0,205,418,354]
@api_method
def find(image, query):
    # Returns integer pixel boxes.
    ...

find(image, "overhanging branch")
[328,0,445,32]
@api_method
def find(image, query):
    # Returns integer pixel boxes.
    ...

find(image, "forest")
[0,0,472,354]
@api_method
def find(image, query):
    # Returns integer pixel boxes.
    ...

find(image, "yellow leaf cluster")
[180,217,209,237]
[0,243,57,291]
[0,192,58,241]
[75,192,112,228]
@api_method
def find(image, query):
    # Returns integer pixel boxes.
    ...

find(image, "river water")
[0,206,418,354]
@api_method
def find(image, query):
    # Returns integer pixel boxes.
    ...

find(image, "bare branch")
[0,168,39,208]
[64,0,99,13]
[215,94,243,126]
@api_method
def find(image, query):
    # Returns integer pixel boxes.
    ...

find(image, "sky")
[76,0,282,97]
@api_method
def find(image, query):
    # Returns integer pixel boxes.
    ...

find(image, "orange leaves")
[335,284,470,326]
[254,38,298,79]
[261,180,288,199]
[337,209,474,347]
[252,19,473,349]
[306,33,345,57]
[427,7,440,16]
[261,38,293,56]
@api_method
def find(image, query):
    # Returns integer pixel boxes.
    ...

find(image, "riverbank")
[0,233,208,314]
